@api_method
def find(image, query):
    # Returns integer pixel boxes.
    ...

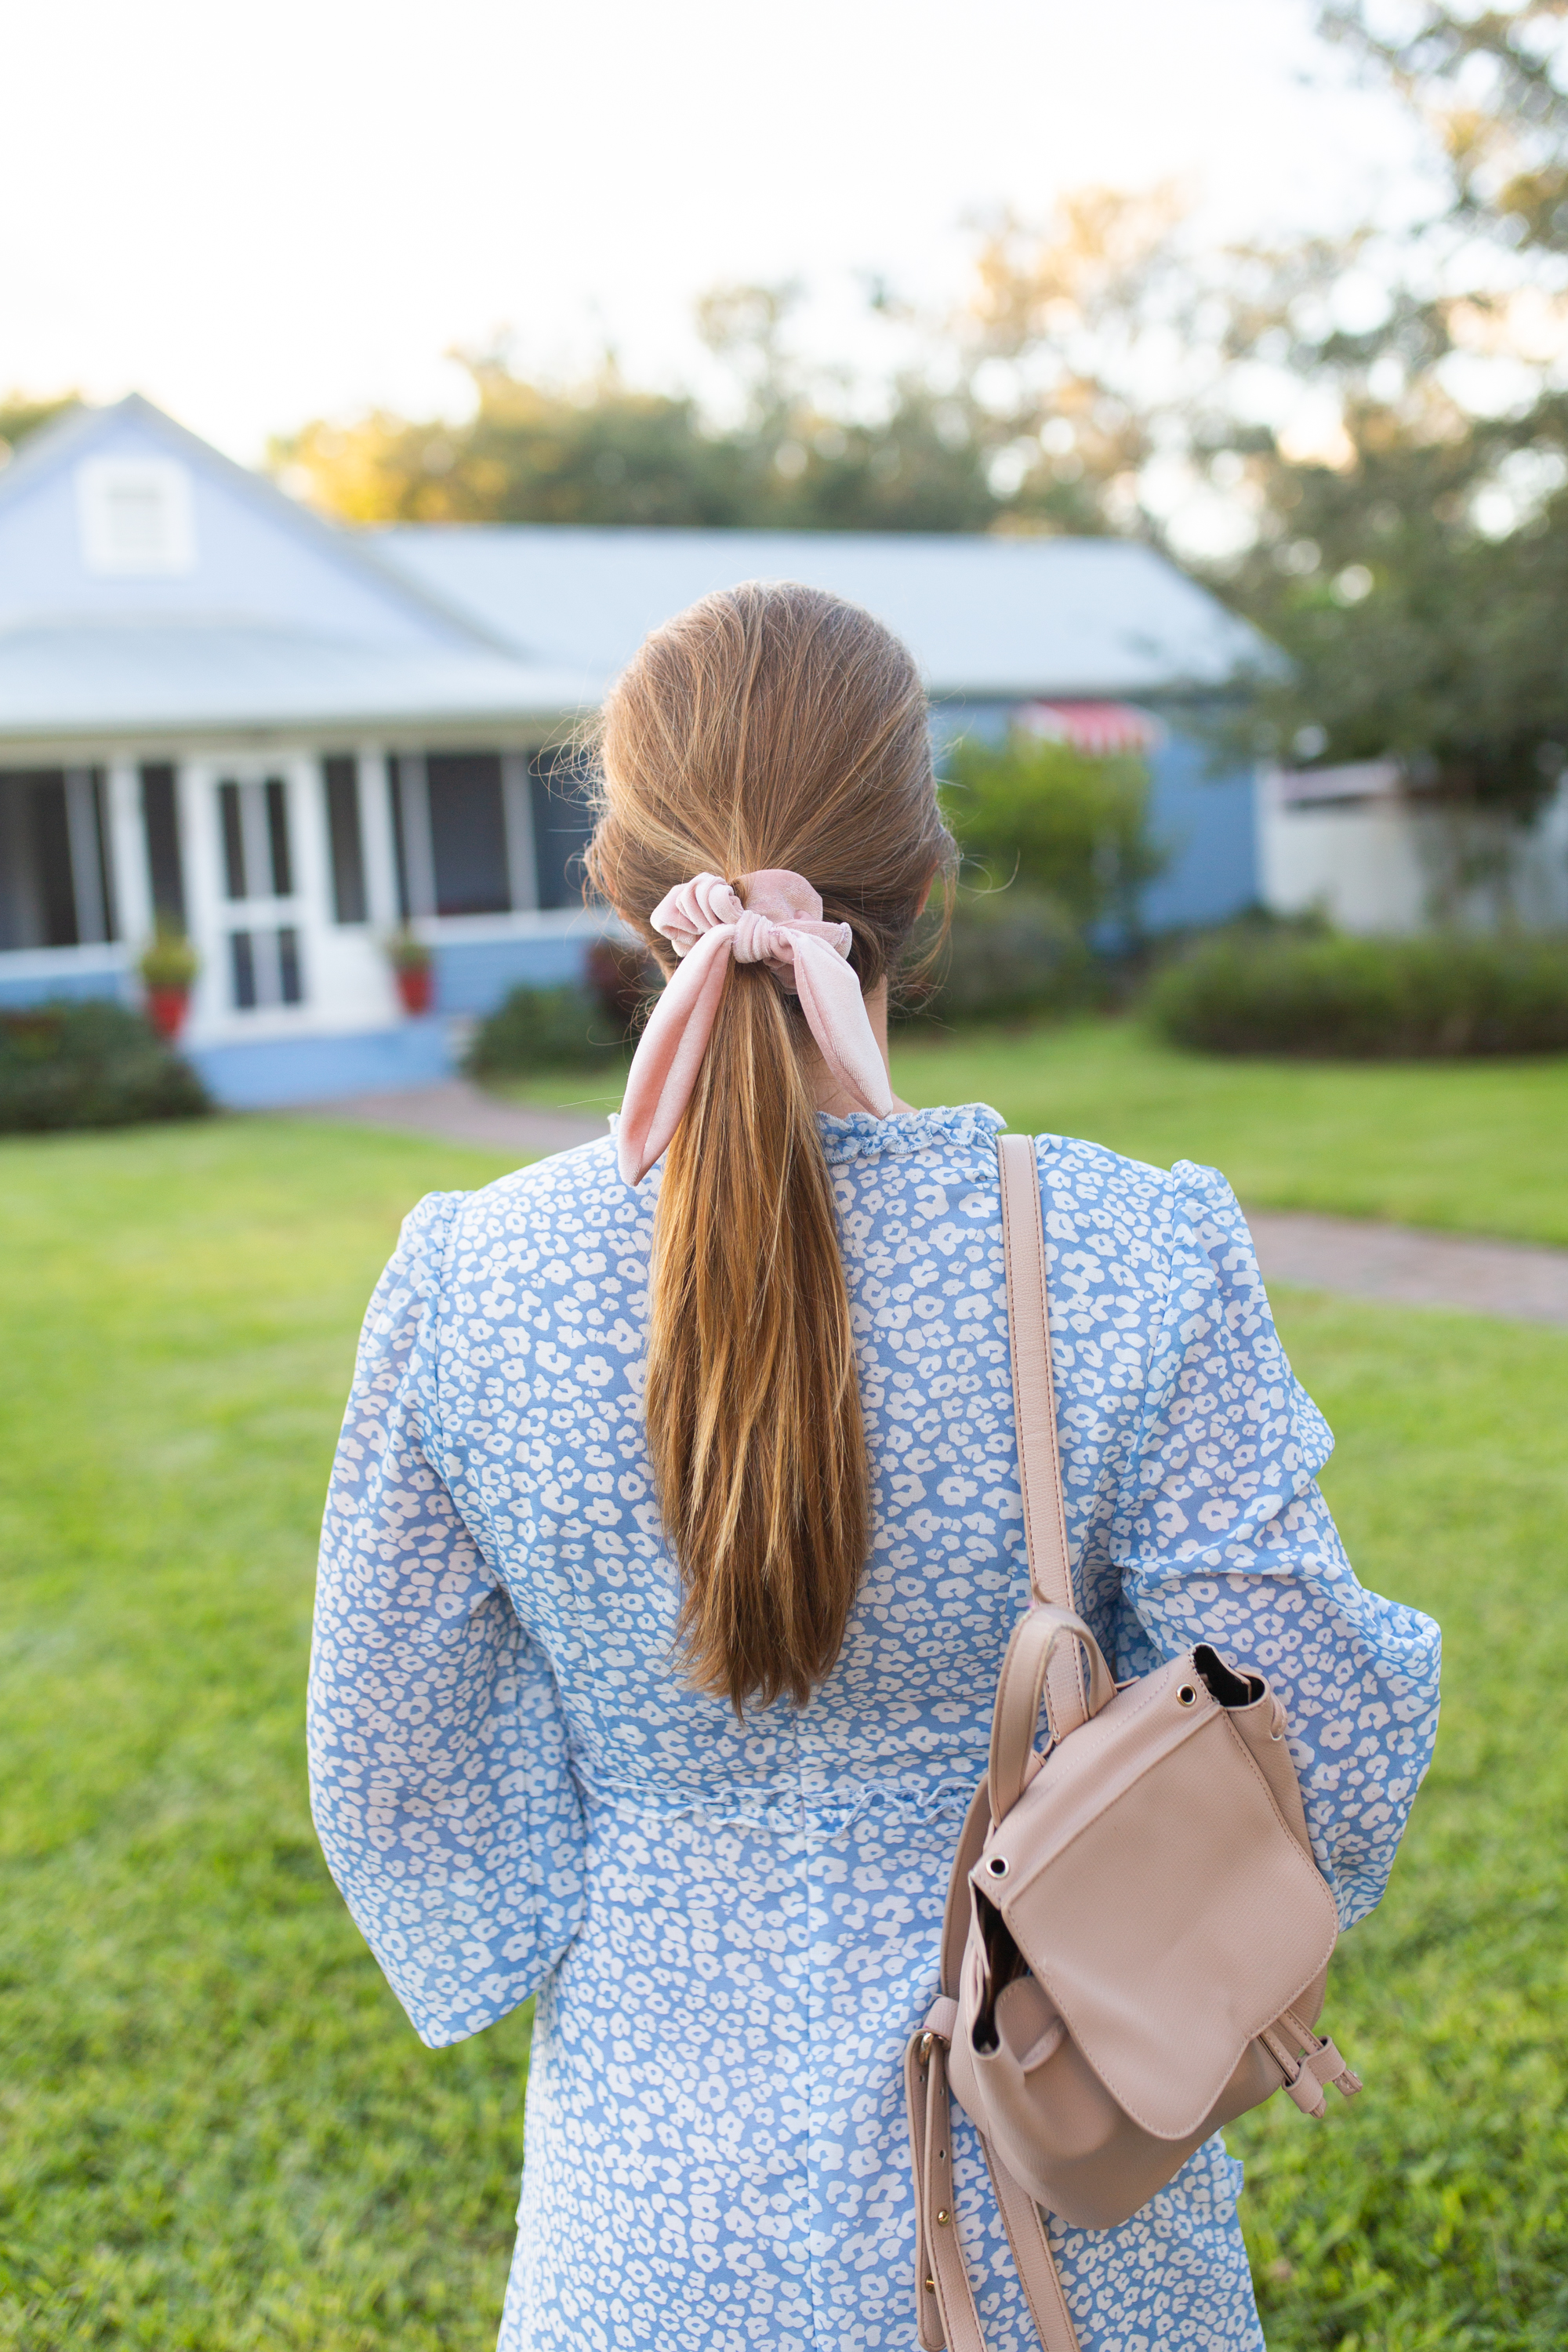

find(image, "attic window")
[76,458,196,575]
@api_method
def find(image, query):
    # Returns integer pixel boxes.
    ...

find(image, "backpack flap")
[969,1646,1338,2147]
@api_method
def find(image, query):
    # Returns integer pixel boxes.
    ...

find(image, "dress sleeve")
[1110,1161,1442,1929]
[307,1190,586,2047]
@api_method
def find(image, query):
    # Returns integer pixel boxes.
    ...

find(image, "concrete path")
[303,1080,1568,1328]
[304,1079,604,1158]
[1243,1209,1568,1328]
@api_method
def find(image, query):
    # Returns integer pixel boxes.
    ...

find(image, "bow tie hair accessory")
[615,869,894,1186]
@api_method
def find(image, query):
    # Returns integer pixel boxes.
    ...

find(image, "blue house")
[0,396,1269,1105]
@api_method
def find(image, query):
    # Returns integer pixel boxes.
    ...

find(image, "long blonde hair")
[586,582,953,1711]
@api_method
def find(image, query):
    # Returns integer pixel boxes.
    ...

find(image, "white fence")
[1258,762,1568,934]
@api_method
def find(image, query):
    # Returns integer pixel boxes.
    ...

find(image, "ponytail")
[586,581,953,1711]
[648,967,866,1708]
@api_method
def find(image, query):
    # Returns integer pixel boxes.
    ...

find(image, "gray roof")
[374,525,1272,700]
[0,620,597,743]
[0,394,1272,748]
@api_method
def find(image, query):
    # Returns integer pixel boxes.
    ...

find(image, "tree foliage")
[272,202,1207,538]
[0,393,75,470]
[1323,1,1568,252]
[942,733,1167,934]
[274,320,1000,534]
[1197,5,1568,817]
[10,11,1568,837]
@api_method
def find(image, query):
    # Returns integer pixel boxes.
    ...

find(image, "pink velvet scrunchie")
[615,868,893,1186]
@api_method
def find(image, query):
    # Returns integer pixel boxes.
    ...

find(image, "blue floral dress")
[308,1105,1440,2352]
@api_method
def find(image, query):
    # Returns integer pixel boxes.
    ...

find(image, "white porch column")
[178,757,226,1036]
[105,757,153,946]
[288,751,331,1009]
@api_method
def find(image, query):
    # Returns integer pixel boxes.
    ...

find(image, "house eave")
[927,672,1269,706]
[0,702,593,759]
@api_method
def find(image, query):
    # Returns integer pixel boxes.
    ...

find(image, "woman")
[308,583,1440,2352]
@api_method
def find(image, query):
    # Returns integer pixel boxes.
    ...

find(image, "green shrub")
[902,888,1098,1025]
[466,943,659,1078]
[942,733,1167,931]
[1149,928,1568,1057]
[464,984,623,1076]
[0,999,212,1132]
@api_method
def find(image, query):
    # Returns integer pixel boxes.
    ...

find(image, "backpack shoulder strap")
[904,1135,1092,2352]
[996,1132,1088,1737]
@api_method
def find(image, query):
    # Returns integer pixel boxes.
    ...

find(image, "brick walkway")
[304,1081,1568,1329]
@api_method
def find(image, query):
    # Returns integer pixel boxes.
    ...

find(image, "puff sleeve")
[1112,1162,1442,1928]
[307,1191,586,2045]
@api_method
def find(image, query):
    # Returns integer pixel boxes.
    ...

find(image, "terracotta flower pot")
[395,965,434,1015]
[146,985,191,1041]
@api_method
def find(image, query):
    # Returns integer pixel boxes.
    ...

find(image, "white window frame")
[76,457,197,576]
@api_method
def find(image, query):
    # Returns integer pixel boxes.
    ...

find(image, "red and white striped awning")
[1011,701,1164,756]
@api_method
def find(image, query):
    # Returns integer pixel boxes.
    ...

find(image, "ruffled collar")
[606,1101,1005,1177]
[815,1102,1005,1164]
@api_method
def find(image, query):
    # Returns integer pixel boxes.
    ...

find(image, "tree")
[1185,6,1568,824]
[942,731,1167,936]
[256,2,1568,856]
[1225,446,1568,818]
[274,303,1000,534]
[1322,2,1568,252]
[949,185,1196,537]
[0,394,76,469]
[274,360,755,527]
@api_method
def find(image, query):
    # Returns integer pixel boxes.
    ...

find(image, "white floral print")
[309,1103,1440,2352]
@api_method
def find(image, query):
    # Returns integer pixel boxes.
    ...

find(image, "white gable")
[0,397,475,652]
[0,400,597,741]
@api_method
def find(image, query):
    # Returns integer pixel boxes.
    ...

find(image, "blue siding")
[187,937,592,1104]
[1140,728,1258,931]
[932,697,1258,934]
[0,936,593,1109]
[189,1019,455,1109]
[431,933,590,1012]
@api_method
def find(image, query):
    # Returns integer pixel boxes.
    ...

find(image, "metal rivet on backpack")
[986,1854,1009,1878]
[936,2209,950,2225]
[1178,1684,1197,1707]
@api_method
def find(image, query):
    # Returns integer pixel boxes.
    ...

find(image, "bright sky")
[2,0,1434,462]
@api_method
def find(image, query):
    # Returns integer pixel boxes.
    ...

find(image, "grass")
[0,1119,524,2352]
[1,1112,1564,2347]
[483,1016,1568,1247]
[893,1017,1568,1247]
[1231,1294,1568,2350]
[482,1065,628,1117]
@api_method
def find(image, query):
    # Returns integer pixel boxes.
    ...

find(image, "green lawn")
[0,1120,524,2352]
[490,1017,1568,1246]
[2,1116,1564,2349]
[896,1018,1568,1247]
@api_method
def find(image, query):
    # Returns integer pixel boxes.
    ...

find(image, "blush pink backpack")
[904,1134,1363,2352]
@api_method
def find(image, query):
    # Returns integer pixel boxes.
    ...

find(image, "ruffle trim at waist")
[572,1769,981,1843]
